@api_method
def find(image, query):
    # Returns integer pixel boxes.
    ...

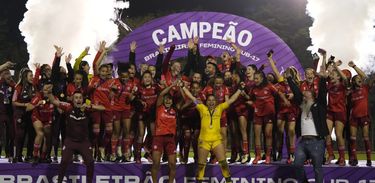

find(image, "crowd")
[0,37,373,183]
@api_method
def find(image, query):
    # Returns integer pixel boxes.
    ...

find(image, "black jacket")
[287,76,329,138]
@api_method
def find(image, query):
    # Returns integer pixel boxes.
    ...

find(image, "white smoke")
[306,0,375,72]
[19,0,128,70]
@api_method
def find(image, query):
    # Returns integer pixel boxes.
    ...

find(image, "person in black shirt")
[48,90,104,183]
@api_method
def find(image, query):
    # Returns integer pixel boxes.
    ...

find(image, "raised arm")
[156,81,177,107]
[267,53,283,82]
[73,47,90,72]
[93,41,106,75]
[0,61,15,73]
[286,70,303,105]
[65,54,74,83]
[182,85,198,103]
[183,39,196,77]
[51,45,63,83]
[33,63,41,87]
[154,44,164,81]
[348,61,367,79]
[129,41,140,77]
[162,44,176,75]
[333,60,348,84]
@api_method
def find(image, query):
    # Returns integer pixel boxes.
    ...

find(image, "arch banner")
[109,11,303,74]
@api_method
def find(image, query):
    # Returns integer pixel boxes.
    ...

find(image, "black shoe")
[162,153,168,162]
[349,159,358,166]
[228,153,238,164]
[40,158,52,164]
[73,154,80,162]
[96,155,103,162]
[367,160,372,167]
[52,156,58,163]
[261,153,266,160]
[17,156,23,163]
[24,156,32,163]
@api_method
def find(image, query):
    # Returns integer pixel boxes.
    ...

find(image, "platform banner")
[0,163,374,183]
[108,11,303,75]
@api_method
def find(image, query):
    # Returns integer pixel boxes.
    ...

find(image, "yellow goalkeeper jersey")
[196,102,229,141]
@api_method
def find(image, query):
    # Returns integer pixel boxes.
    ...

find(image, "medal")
[60,93,65,98]
[41,100,46,105]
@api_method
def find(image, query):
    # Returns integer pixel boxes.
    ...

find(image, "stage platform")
[0,158,374,183]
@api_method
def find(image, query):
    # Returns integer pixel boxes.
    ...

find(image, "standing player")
[182,81,243,183]
[348,61,373,166]
[325,61,349,166]
[151,82,179,183]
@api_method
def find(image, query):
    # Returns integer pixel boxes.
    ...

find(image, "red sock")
[364,138,372,161]
[33,144,40,157]
[41,152,47,159]
[266,146,272,156]
[326,142,334,157]
[350,137,357,160]
[255,145,261,157]
[122,139,130,154]
[242,140,249,154]
[111,139,118,155]
[289,146,295,154]
[338,146,345,160]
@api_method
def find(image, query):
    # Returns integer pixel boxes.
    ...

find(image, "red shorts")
[31,111,52,126]
[91,110,113,124]
[113,110,133,121]
[234,104,249,118]
[254,114,274,125]
[350,115,370,127]
[277,112,296,123]
[327,111,346,123]
[152,135,176,155]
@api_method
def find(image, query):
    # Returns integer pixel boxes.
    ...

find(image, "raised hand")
[158,44,165,54]
[65,53,72,63]
[84,46,90,53]
[1,61,15,69]
[99,41,106,52]
[54,45,64,57]
[130,41,137,52]
[193,36,199,44]
[33,63,41,69]
[187,39,194,50]
[348,61,355,68]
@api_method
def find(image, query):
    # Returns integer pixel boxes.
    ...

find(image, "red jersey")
[234,79,256,108]
[66,83,86,98]
[137,84,159,112]
[31,93,55,122]
[351,84,369,117]
[202,85,229,103]
[13,85,36,103]
[250,83,278,116]
[275,82,293,114]
[327,80,347,113]
[300,77,320,97]
[89,77,121,110]
[155,105,177,136]
[112,79,134,111]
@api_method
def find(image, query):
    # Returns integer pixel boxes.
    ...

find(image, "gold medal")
[41,100,46,105]
[60,93,65,98]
